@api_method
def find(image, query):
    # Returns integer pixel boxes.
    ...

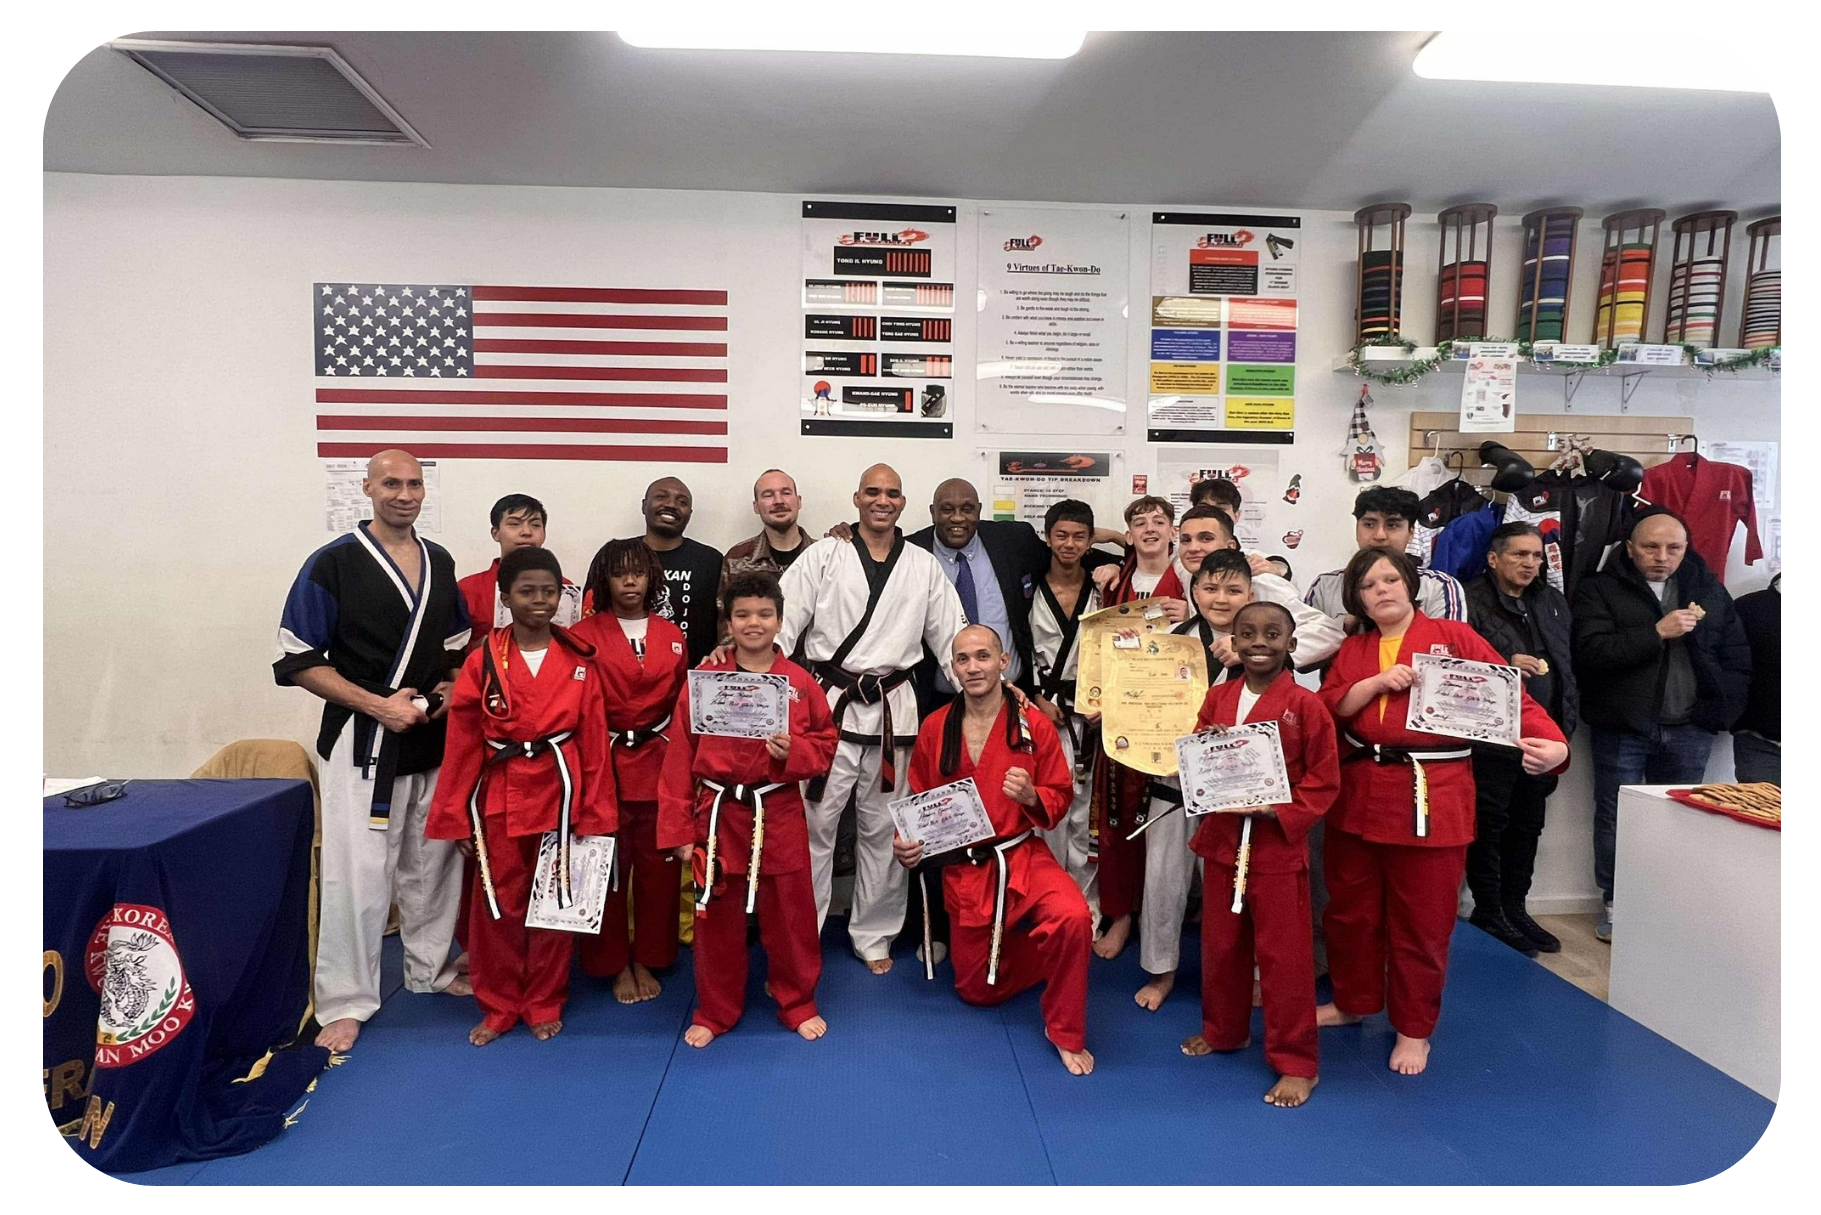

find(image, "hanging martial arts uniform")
[274,520,471,1026]
[569,609,689,978]
[909,694,1093,1053]
[777,531,967,962]
[1189,671,1339,1079]
[1029,577,1100,904]
[457,560,582,651]
[1136,609,1236,980]
[656,649,839,1037]
[425,626,616,1034]
[1318,613,1567,1042]
[1089,557,1186,930]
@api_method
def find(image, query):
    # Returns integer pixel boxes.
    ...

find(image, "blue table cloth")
[44,778,328,1173]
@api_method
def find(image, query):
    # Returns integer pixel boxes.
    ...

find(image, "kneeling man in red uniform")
[895,625,1096,1076]
[428,547,617,1046]
[659,570,839,1047]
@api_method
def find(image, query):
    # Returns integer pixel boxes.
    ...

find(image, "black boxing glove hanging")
[1478,441,1536,492]
[1585,448,1645,494]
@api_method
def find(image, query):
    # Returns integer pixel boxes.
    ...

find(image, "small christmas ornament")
[1344,385,1383,483]
[1282,473,1302,506]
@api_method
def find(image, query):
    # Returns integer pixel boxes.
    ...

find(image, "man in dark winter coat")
[1571,508,1750,942]
[1463,523,1579,957]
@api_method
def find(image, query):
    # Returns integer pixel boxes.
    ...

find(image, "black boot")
[1468,908,1538,957]
[1503,904,1561,954]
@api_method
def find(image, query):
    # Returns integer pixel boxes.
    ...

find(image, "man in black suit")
[906,478,1119,715]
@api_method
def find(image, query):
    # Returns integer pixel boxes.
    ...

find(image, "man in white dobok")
[778,464,968,974]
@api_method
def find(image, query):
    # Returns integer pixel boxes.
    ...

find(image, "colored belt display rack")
[1434,203,1496,343]
[1517,207,1582,344]
[1664,210,1736,351]
[1592,208,1664,349]
[1354,202,1413,342]
[1740,216,1781,350]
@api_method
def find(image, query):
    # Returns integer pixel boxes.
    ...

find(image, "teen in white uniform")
[778,464,967,972]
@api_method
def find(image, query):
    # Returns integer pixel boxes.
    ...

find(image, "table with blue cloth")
[43,778,329,1174]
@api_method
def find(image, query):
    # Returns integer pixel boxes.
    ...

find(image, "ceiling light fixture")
[1412,31,1770,93]
[616,28,1085,59]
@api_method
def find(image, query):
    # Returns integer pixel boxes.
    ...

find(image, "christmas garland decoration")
[1342,333,1776,386]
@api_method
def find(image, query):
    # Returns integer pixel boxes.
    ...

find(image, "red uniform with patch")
[427,627,617,1035]
[657,651,838,1035]
[1090,561,1187,924]
[569,610,690,977]
[1318,613,1568,1039]
[1188,671,1339,1078]
[910,699,1093,1053]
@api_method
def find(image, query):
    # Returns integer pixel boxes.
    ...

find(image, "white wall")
[44,172,1779,912]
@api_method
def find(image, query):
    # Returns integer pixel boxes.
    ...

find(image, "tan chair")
[190,740,322,970]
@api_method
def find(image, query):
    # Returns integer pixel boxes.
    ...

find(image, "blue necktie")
[954,550,979,624]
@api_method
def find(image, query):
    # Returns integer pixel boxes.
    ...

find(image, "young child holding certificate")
[426,547,619,1046]
[894,625,1096,1075]
[1316,548,1568,1077]
[1179,602,1340,1108]
[658,571,839,1047]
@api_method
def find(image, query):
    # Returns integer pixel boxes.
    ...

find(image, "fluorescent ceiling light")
[617,28,1085,59]
[1413,32,1769,92]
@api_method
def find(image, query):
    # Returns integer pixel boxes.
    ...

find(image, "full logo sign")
[1004,234,1043,251]
[838,228,931,246]
[1196,229,1256,248]
[85,903,196,1068]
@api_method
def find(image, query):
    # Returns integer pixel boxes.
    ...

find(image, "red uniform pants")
[1200,866,1318,1079]
[948,844,1093,1053]
[1092,763,1147,923]
[468,823,574,1034]
[581,799,680,976]
[690,867,822,1036]
[1322,826,1467,1040]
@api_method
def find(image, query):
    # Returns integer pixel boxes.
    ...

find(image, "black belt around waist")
[1123,780,1184,840]
[1342,734,1471,839]
[808,662,913,799]
[916,830,1035,985]
[610,713,672,750]
[467,731,577,920]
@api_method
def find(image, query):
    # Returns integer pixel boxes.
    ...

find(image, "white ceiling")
[44,31,1780,214]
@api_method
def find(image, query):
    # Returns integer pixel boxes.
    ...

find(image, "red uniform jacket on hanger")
[1639,453,1762,576]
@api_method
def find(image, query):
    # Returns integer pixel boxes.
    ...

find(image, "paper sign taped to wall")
[324,458,442,533]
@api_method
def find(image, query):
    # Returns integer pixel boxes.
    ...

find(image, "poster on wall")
[1155,447,1280,551]
[975,208,1128,435]
[987,450,1120,529]
[1701,440,1778,510]
[801,200,957,439]
[1148,213,1300,445]
[325,458,442,533]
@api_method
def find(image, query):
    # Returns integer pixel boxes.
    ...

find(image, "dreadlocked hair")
[937,684,1029,779]
[582,538,662,616]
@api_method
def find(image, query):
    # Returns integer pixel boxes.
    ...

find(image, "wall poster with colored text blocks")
[1148,212,1299,445]
[801,199,957,439]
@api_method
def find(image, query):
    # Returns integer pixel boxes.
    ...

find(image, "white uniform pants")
[807,738,912,961]
[1138,793,1200,977]
[1039,717,1098,918]
[314,719,464,1025]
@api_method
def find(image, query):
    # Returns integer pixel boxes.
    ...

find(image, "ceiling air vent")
[108,39,429,146]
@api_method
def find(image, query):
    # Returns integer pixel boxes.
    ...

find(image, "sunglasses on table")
[63,780,130,809]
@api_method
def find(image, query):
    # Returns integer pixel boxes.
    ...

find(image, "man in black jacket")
[1571,508,1750,942]
[1731,575,1780,785]
[1464,523,1579,957]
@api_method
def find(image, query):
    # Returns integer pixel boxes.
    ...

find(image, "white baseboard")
[1523,894,1606,916]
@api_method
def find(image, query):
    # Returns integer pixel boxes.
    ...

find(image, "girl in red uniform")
[1181,601,1340,1107]
[570,539,689,1004]
[427,547,617,1045]
[1316,548,1568,1075]
[659,570,840,1046]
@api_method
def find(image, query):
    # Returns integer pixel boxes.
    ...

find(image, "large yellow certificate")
[1100,632,1209,776]
[1076,597,1172,715]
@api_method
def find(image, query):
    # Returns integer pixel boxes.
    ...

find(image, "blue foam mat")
[113,918,1773,1185]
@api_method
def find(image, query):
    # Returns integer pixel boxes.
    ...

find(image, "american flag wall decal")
[312,283,730,462]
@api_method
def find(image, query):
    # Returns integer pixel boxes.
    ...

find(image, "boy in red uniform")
[570,539,690,1004]
[456,494,583,648]
[1316,548,1568,1075]
[659,570,839,1046]
[427,547,617,1045]
[895,625,1096,1076]
[1180,602,1340,1107]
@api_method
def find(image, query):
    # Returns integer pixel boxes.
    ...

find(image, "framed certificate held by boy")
[1176,722,1293,815]
[1404,653,1522,746]
[688,670,791,739]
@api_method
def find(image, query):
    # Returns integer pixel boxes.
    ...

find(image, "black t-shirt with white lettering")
[649,536,724,667]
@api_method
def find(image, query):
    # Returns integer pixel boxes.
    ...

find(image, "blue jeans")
[1731,732,1781,786]
[1591,724,1715,901]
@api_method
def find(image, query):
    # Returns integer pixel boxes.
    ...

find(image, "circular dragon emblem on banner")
[84,903,196,1068]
